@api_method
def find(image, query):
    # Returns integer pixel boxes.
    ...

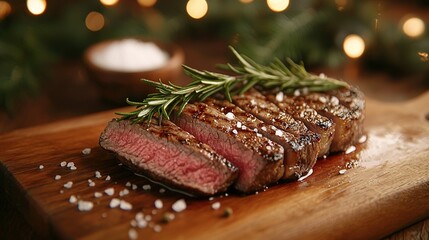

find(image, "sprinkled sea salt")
[94,192,103,198]
[153,225,162,233]
[105,175,111,181]
[172,199,187,212]
[128,228,138,240]
[69,195,77,203]
[54,175,61,180]
[250,99,256,105]
[225,112,235,120]
[91,39,169,72]
[67,162,74,168]
[132,184,138,190]
[109,198,121,208]
[70,166,77,171]
[236,122,242,128]
[154,199,163,209]
[64,181,73,189]
[339,169,347,175]
[142,184,151,190]
[137,219,148,228]
[78,200,94,211]
[88,181,95,187]
[39,165,44,170]
[330,96,339,105]
[82,148,91,155]
[241,125,247,130]
[261,126,267,131]
[345,145,356,154]
[60,161,67,167]
[104,188,115,196]
[275,91,284,102]
[211,202,221,210]
[119,188,130,197]
[256,133,263,138]
[120,200,133,210]
[275,129,283,137]
[232,129,238,135]
[358,135,367,144]
[126,182,132,187]
[159,188,166,194]
[95,171,102,179]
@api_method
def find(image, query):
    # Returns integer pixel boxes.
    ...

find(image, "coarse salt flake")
[261,126,267,131]
[119,188,130,197]
[54,175,61,180]
[211,202,221,210]
[105,175,111,181]
[275,91,284,102]
[64,181,73,189]
[94,192,103,198]
[256,133,263,138]
[142,184,151,190]
[128,228,138,240]
[70,166,77,171]
[60,161,67,167]
[132,184,138,190]
[154,199,163,209]
[78,200,94,211]
[236,122,242,128]
[159,188,166,194]
[125,182,132,187]
[275,129,283,137]
[345,145,356,154]
[69,195,77,203]
[109,198,121,208]
[172,199,187,212]
[137,219,147,228]
[67,162,74,168]
[225,112,235,120]
[120,200,133,211]
[81,148,91,155]
[339,169,347,175]
[104,187,115,196]
[241,125,247,130]
[232,129,238,135]
[95,171,102,179]
[39,165,44,170]
[88,181,95,187]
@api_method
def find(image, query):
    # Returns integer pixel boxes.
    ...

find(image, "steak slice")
[99,118,238,196]
[266,91,335,158]
[205,98,316,179]
[232,89,320,178]
[172,102,285,193]
[295,90,362,152]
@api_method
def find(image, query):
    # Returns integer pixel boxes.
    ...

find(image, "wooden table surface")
[1,91,428,239]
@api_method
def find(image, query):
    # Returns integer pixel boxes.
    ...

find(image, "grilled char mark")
[232,89,321,180]
[205,98,315,179]
[266,92,335,158]
[172,102,284,193]
[295,91,362,152]
[99,118,238,196]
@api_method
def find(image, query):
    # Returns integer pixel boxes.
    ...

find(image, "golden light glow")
[27,0,46,15]
[85,11,105,32]
[402,17,425,38]
[267,0,289,12]
[186,0,208,20]
[0,1,12,20]
[137,0,157,7]
[240,0,254,3]
[343,34,365,59]
[100,0,119,6]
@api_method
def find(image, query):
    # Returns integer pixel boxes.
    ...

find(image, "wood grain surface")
[1,92,428,240]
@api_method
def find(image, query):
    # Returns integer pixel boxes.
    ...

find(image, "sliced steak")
[205,98,316,179]
[295,90,363,152]
[232,89,320,177]
[99,118,238,196]
[172,102,284,193]
[266,91,335,158]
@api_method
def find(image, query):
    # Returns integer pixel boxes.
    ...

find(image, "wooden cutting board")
[1,92,428,240]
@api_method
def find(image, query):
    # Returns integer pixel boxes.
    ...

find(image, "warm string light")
[0,1,12,20]
[402,17,425,38]
[343,34,365,59]
[86,11,105,32]
[100,0,119,6]
[186,0,208,19]
[27,0,47,15]
[137,0,157,7]
[266,0,289,12]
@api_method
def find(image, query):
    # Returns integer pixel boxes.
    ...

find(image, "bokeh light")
[267,0,289,12]
[27,0,46,15]
[0,1,12,20]
[85,11,105,32]
[100,0,119,6]
[343,34,365,58]
[402,17,425,38]
[137,0,157,7]
[186,0,208,20]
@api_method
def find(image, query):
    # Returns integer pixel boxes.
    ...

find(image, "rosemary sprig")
[116,46,349,124]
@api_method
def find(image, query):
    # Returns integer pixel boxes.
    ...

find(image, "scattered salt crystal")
[132,184,138,190]
[293,89,301,96]
[162,212,175,223]
[89,181,95,187]
[54,175,61,180]
[172,199,187,212]
[60,161,67,167]
[236,122,242,128]
[339,169,347,175]
[232,129,238,135]
[120,200,133,210]
[241,125,247,130]
[256,133,262,138]
[109,198,121,208]
[211,202,221,210]
[119,188,130,197]
[91,39,169,72]
[208,197,214,201]
[105,175,111,181]
[78,200,94,211]
[266,146,272,151]
[94,192,103,198]
[70,166,77,171]
[275,129,283,137]
[345,145,356,154]
[126,182,132,187]
[261,126,267,131]
[95,171,102,179]
[159,188,166,194]
[330,96,339,105]
[275,91,284,102]
[104,187,115,196]
[81,148,91,155]
[135,212,144,221]
[225,112,235,120]
[67,162,74,168]
[128,228,138,240]
[253,128,258,133]
[137,219,148,228]
[358,135,367,144]
[142,184,151,190]
[39,165,44,170]
[271,125,277,131]
[250,99,256,105]
[153,225,162,233]
[69,195,78,203]
[154,199,163,209]
[319,96,327,103]
[64,181,73,189]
